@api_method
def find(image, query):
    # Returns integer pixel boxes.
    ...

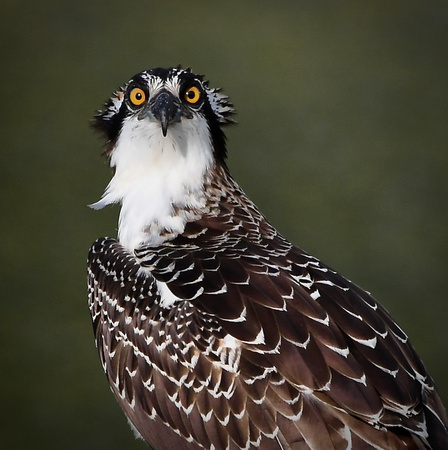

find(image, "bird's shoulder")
[87,215,448,448]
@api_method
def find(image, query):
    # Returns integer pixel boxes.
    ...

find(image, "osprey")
[87,67,448,449]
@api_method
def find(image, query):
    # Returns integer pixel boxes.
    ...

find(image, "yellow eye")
[184,86,201,104]
[129,88,146,106]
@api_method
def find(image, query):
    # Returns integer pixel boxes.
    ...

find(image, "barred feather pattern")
[88,165,448,450]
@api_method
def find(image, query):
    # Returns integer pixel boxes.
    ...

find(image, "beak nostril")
[150,91,182,137]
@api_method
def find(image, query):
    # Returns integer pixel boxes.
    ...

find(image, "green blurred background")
[1,1,447,448]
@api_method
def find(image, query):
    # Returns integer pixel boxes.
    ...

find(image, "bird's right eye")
[129,88,146,106]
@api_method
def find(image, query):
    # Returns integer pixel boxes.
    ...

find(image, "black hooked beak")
[146,91,182,137]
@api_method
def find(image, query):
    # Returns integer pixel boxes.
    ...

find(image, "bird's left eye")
[129,88,146,106]
[184,86,201,104]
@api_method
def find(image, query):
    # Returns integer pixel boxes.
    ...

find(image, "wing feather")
[89,207,448,449]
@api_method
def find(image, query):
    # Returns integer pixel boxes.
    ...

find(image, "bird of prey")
[87,66,448,449]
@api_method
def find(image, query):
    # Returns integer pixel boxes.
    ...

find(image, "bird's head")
[92,67,234,162]
[90,67,235,248]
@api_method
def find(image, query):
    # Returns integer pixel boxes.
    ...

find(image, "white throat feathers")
[91,115,214,251]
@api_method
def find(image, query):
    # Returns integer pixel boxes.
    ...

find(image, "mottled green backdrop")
[1,1,447,448]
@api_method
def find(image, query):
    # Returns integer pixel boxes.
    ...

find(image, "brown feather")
[88,164,448,449]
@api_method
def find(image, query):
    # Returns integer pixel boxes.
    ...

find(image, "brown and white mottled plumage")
[87,67,448,449]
